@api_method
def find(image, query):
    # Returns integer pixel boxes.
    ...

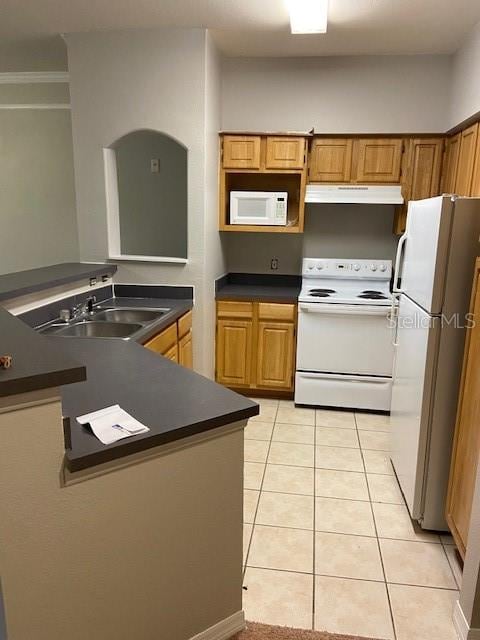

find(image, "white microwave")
[230,191,288,226]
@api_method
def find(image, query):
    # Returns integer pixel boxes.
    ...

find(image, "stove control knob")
[370,264,378,272]
[307,265,314,271]
[316,264,324,271]
[353,264,361,271]
[379,264,387,272]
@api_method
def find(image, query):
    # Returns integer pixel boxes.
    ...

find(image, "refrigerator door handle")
[391,293,400,347]
[393,231,408,293]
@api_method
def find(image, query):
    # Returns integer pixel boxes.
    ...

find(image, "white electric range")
[295,258,395,411]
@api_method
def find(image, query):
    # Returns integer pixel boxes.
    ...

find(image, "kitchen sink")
[41,321,142,338]
[92,308,168,323]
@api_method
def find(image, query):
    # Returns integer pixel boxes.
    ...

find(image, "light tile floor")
[242,398,462,640]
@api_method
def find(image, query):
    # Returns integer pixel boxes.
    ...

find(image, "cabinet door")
[354,138,403,183]
[441,134,461,194]
[144,323,177,355]
[405,138,444,201]
[178,310,192,340]
[256,321,295,390]
[471,134,480,197]
[222,135,261,169]
[216,319,253,387]
[446,262,480,558]
[455,124,479,196]
[164,343,179,363]
[178,329,193,369]
[309,138,353,182]
[265,137,305,170]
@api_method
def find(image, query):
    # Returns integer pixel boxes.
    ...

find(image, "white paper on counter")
[76,404,150,445]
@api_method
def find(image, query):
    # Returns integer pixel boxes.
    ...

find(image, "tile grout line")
[440,541,462,590]
[355,411,398,640]
[243,561,461,591]
[243,401,279,582]
[247,457,394,477]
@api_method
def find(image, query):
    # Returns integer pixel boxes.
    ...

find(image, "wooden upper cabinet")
[455,124,479,196]
[309,138,353,183]
[441,134,461,194]
[353,138,403,183]
[222,135,261,169]
[446,260,480,559]
[404,138,444,201]
[265,137,305,170]
[471,134,480,197]
[256,322,295,389]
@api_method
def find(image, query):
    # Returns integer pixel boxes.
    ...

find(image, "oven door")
[297,303,394,376]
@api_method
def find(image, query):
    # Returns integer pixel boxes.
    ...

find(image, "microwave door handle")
[393,232,407,293]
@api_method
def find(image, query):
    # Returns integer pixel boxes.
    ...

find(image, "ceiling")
[1,0,480,57]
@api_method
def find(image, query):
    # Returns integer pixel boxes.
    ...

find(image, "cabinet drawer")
[217,301,254,319]
[222,136,261,169]
[258,303,296,321]
[265,137,305,170]
[144,323,177,354]
[178,310,192,339]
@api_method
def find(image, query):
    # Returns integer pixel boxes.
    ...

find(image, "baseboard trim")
[454,600,480,640]
[189,611,245,640]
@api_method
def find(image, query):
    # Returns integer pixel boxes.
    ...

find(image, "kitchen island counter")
[56,335,258,471]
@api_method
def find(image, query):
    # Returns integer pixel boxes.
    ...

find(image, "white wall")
[221,55,451,133]
[203,33,226,373]
[225,205,398,275]
[449,20,480,128]
[66,28,220,376]
[0,83,79,274]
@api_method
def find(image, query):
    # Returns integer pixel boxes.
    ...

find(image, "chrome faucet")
[70,295,97,320]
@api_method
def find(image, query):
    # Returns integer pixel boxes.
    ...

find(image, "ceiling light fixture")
[287,0,329,34]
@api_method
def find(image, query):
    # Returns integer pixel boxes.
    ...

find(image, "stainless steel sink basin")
[92,308,168,323]
[42,321,142,338]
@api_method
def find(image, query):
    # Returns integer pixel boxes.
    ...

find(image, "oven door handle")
[299,304,391,317]
[297,372,390,384]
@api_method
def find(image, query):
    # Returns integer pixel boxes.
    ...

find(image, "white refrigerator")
[391,195,480,531]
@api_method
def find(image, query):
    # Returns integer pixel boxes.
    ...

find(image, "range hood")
[305,184,404,205]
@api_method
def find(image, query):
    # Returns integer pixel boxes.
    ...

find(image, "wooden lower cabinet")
[216,300,296,394]
[256,321,295,389]
[143,310,193,369]
[164,343,178,363]
[178,329,193,369]
[216,318,253,387]
[446,259,480,559]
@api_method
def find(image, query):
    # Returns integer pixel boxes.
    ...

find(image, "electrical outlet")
[151,159,160,173]
[270,258,279,271]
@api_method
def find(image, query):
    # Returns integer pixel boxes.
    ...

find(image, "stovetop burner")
[309,288,336,294]
[362,290,382,295]
[310,292,331,298]
[358,293,388,300]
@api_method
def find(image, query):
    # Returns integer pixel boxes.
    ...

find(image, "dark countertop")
[216,273,301,303]
[0,262,117,302]
[0,307,86,398]
[57,337,258,471]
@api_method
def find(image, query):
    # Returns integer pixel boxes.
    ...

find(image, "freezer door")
[399,196,454,314]
[390,295,440,520]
